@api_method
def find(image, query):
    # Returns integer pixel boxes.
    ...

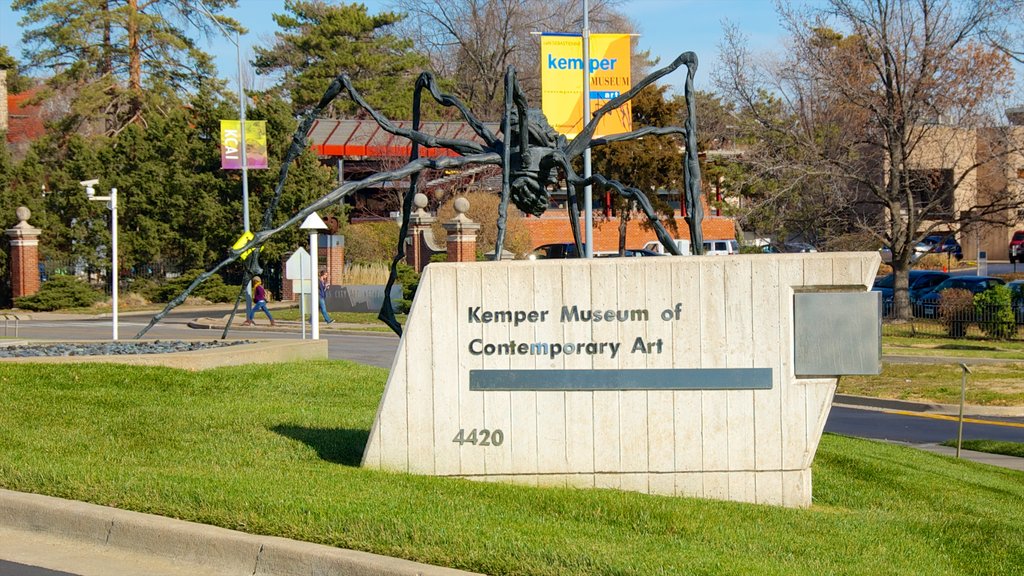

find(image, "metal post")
[84,182,118,341]
[110,187,118,341]
[237,31,249,235]
[198,3,250,300]
[582,0,593,258]
[957,363,971,458]
[310,230,320,340]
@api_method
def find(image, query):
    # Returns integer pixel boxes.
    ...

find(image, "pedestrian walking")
[244,276,275,326]
[318,270,334,324]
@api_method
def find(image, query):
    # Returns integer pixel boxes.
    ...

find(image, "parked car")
[782,241,817,253]
[597,249,665,258]
[641,239,691,255]
[1009,230,1024,264]
[921,234,963,260]
[529,243,581,259]
[915,276,1006,318]
[702,239,740,255]
[1008,279,1024,323]
[872,270,950,315]
[879,243,930,264]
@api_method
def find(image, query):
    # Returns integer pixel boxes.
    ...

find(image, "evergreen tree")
[253,1,430,118]
[0,45,35,94]
[11,0,239,135]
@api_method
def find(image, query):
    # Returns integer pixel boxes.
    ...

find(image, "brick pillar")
[6,206,42,299]
[407,193,437,273]
[280,253,295,301]
[443,197,480,263]
[322,234,345,285]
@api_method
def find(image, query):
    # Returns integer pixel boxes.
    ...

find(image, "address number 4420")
[452,428,504,446]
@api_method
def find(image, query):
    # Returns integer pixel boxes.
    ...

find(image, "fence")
[882,303,1024,340]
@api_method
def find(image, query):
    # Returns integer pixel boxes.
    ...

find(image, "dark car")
[1009,280,1024,323]
[922,234,963,260]
[915,276,1006,318]
[872,270,950,315]
[529,243,581,259]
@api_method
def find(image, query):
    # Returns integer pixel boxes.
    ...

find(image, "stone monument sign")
[362,252,881,507]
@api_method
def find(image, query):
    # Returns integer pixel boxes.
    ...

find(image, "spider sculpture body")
[137,52,705,339]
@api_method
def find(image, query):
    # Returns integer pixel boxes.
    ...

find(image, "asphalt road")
[825,406,1024,443]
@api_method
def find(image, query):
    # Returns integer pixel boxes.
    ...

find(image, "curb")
[834,394,1024,417]
[883,354,1024,366]
[189,316,399,338]
[0,488,480,576]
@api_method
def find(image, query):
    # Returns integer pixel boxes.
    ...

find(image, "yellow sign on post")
[232,231,261,260]
[541,33,632,138]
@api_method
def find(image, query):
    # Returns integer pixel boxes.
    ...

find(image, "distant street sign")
[285,248,313,293]
[285,248,310,279]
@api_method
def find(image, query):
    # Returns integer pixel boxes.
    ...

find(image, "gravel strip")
[0,341,254,358]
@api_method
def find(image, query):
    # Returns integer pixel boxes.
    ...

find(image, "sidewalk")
[188,313,396,336]
[0,489,478,576]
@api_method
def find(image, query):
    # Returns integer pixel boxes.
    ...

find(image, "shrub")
[938,288,975,339]
[345,221,400,265]
[144,270,241,304]
[974,285,1016,339]
[394,262,420,314]
[14,275,106,311]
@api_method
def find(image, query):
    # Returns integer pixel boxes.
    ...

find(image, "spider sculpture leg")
[567,52,705,255]
[493,67,516,261]
[549,153,683,256]
[336,73,497,155]
[136,153,501,339]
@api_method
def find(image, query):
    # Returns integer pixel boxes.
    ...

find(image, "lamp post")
[582,0,593,258]
[198,3,249,234]
[82,180,118,341]
[300,212,329,340]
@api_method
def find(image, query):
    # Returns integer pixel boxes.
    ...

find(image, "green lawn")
[883,334,1024,360]
[1,362,1022,575]
[941,440,1024,459]
[839,362,1024,406]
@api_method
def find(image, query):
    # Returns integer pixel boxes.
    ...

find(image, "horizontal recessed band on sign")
[469,368,772,391]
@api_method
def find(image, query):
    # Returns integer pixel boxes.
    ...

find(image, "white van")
[702,239,740,255]
[642,239,691,255]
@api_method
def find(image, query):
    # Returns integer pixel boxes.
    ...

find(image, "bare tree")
[716,0,1024,319]
[386,0,630,119]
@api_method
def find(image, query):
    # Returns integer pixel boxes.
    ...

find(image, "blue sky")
[0,0,785,93]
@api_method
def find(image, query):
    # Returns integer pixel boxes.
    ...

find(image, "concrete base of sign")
[362,253,880,507]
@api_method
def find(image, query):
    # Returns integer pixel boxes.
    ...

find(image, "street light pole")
[198,3,249,233]
[582,0,593,259]
[235,28,250,234]
[83,181,118,341]
[301,212,329,340]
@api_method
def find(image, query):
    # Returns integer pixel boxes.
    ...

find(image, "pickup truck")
[1010,230,1024,264]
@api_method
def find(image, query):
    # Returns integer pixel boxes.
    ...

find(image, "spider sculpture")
[136,52,705,339]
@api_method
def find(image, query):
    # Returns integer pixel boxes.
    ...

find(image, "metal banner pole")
[582,0,593,258]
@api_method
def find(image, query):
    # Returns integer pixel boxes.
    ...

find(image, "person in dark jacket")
[317,270,334,324]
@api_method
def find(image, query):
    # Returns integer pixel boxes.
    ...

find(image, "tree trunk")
[127,0,143,124]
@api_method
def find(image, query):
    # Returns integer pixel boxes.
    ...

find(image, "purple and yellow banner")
[220,120,268,169]
[541,33,632,138]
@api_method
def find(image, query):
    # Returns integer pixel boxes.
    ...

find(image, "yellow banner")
[220,120,268,169]
[541,33,632,138]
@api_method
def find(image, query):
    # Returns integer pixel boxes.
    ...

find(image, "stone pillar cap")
[7,206,42,237]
